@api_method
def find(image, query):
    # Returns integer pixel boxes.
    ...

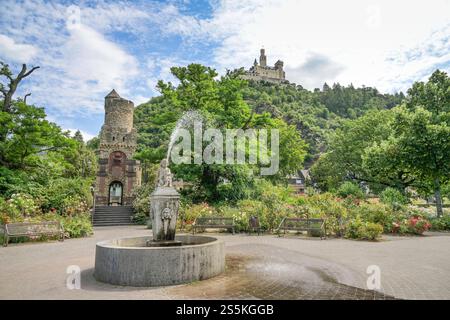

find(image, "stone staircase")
[92,206,135,226]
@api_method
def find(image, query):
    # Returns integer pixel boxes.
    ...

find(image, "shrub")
[37,178,93,214]
[430,215,450,231]
[218,206,246,232]
[390,213,431,235]
[351,202,394,232]
[407,216,431,235]
[132,211,148,225]
[236,199,269,230]
[178,203,216,229]
[259,185,287,231]
[132,183,154,224]
[59,213,93,238]
[1,193,39,222]
[335,182,365,199]
[380,187,408,210]
[296,193,347,236]
[345,217,383,240]
[0,211,93,243]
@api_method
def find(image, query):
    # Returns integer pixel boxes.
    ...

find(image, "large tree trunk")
[434,177,443,217]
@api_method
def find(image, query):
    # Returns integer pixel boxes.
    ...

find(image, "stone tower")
[95,89,141,206]
[259,48,267,67]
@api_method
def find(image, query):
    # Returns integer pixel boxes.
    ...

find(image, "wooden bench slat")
[192,217,235,235]
[3,221,64,247]
[277,217,326,239]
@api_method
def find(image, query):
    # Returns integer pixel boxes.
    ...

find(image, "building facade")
[242,48,287,83]
[95,89,141,206]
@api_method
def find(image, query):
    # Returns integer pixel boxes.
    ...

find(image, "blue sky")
[0,0,449,141]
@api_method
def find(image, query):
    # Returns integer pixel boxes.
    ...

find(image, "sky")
[0,0,449,140]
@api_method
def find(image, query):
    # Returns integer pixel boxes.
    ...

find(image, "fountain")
[94,112,225,286]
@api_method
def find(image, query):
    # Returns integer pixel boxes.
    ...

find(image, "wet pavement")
[168,250,395,300]
[1,226,449,299]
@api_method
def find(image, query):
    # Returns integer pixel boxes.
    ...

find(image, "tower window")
[112,136,115,141]
[123,137,125,142]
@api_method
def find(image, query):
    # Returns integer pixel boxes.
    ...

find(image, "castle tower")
[95,89,141,206]
[259,48,267,67]
[274,60,285,80]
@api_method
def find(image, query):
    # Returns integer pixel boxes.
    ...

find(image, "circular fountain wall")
[94,235,225,287]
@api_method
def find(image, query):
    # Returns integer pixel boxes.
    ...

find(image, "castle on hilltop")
[242,48,287,83]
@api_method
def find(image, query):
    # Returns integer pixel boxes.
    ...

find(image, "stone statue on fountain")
[148,158,180,246]
[156,159,173,188]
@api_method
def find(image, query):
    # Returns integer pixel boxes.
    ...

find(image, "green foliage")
[236,199,269,230]
[335,181,365,199]
[38,178,93,213]
[0,101,76,169]
[0,211,93,240]
[312,109,401,192]
[380,187,408,209]
[430,215,450,231]
[348,202,394,232]
[345,217,383,241]
[318,83,404,118]
[0,193,39,223]
[178,202,216,230]
[310,153,341,191]
[0,61,94,243]
[313,70,449,218]
[217,206,246,232]
[295,192,348,235]
[132,182,156,224]
[57,213,93,238]
[365,70,450,216]
[135,64,307,203]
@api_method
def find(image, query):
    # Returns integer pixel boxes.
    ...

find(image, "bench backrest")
[5,221,62,236]
[195,217,234,226]
[281,218,324,229]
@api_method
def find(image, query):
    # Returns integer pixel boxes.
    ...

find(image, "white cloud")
[23,23,139,119]
[0,34,38,63]
[165,0,450,92]
[1,0,449,133]
[0,0,145,119]
[61,24,138,94]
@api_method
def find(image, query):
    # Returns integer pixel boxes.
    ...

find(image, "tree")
[364,70,450,216]
[0,101,75,169]
[391,105,449,216]
[0,62,40,114]
[396,70,450,216]
[135,64,307,202]
[73,130,84,143]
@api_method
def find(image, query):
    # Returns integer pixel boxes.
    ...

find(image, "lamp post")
[90,185,95,224]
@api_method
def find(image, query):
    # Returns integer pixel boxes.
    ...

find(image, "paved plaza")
[0,226,449,299]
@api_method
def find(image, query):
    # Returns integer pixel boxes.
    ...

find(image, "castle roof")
[105,89,120,99]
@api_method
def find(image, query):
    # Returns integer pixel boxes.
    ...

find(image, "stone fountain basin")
[94,235,225,287]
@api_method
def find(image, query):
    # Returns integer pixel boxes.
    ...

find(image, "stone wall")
[95,90,141,206]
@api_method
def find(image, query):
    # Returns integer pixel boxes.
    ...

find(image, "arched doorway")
[109,181,123,206]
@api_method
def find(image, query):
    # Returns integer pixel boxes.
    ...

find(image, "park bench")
[192,217,235,235]
[2,221,64,247]
[248,215,262,235]
[276,217,326,239]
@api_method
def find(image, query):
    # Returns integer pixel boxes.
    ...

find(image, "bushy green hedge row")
[0,190,93,243]
[175,181,447,240]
